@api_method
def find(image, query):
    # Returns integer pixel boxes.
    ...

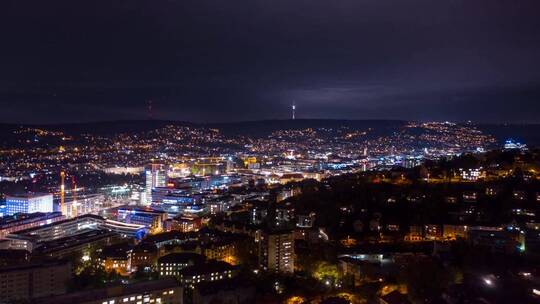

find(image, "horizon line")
[1,118,539,126]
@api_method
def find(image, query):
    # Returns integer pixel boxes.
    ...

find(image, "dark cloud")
[1,0,539,123]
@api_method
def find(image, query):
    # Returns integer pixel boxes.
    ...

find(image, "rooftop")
[179,260,235,276]
[158,252,206,264]
[6,192,52,199]
[36,278,180,304]
[0,259,70,274]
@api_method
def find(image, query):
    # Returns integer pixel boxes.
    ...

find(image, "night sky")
[1,0,540,124]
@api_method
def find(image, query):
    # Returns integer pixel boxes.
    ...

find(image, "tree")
[132,267,159,281]
[312,261,339,285]
[67,261,121,291]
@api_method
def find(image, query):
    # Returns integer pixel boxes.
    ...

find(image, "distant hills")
[0,119,406,137]
[1,119,540,146]
[207,119,407,137]
[476,124,540,147]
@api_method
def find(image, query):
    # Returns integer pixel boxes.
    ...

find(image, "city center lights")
[1,0,540,300]
[2,122,540,304]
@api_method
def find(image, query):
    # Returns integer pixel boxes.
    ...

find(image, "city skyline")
[2,2,540,303]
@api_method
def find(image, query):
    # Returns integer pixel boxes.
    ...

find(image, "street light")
[482,275,496,287]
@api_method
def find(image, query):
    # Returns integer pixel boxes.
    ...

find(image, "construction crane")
[60,171,66,216]
[71,175,78,218]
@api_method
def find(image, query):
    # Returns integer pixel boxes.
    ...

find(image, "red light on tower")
[148,100,153,120]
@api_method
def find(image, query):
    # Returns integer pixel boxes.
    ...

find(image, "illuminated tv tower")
[292,102,296,120]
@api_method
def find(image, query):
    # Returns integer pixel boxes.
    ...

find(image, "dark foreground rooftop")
[36,278,180,304]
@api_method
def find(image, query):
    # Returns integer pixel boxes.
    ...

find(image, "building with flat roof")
[5,193,54,216]
[116,206,167,232]
[9,214,147,241]
[0,212,64,239]
[259,229,294,274]
[179,260,237,288]
[36,278,182,304]
[63,193,105,219]
[0,260,71,303]
[158,252,206,278]
[35,230,120,258]
[3,214,147,252]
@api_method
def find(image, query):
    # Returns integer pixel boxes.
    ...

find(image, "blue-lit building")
[504,139,527,151]
[152,188,195,205]
[117,207,168,231]
[145,164,167,205]
[5,193,54,216]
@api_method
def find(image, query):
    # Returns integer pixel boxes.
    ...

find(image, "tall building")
[145,164,167,204]
[5,193,54,216]
[259,229,294,274]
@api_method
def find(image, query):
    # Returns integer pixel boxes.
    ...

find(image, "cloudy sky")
[1,0,539,123]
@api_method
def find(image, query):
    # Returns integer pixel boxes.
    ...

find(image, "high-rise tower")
[145,163,167,205]
[258,229,294,274]
[292,103,296,120]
